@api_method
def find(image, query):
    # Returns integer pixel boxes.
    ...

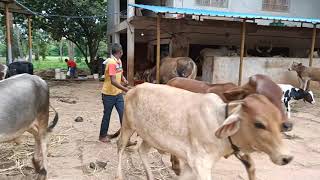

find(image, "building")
[107,0,320,86]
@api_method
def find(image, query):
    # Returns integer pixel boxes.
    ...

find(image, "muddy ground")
[0,80,319,180]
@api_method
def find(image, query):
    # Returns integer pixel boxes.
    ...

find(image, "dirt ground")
[0,80,320,180]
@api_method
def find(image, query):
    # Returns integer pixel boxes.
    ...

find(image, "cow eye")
[254,121,266,130]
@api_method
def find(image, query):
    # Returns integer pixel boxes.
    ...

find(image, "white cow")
[116,83,293,180]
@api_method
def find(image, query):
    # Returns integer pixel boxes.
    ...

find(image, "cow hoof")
[115,176,123,180]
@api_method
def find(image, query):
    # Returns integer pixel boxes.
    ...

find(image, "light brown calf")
[288,62,320,90]
[116,83,293,180]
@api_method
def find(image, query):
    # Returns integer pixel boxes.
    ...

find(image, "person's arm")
[111,76,129,92]
[108,63,129,92]
[121,75,128,85]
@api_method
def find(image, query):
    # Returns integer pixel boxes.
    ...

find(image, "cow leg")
[170,155,181,175]
[116,125,134,180]
[178,163,194,180]
[241,154,256,180]
[298,77,304,89]
[28,124,48,180]
[188,156,213,180]
[303,79,309,91]
[138,141,154,180]
[287,103,291,119]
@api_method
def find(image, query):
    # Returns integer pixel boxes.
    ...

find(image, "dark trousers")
[99,93,124,138]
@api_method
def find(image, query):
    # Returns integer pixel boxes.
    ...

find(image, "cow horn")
[255,45,262,53]
[267,43,273,53]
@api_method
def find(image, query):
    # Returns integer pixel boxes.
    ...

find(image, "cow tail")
[48,104,59,132]
[187,61,197,80]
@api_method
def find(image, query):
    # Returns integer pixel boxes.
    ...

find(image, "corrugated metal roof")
[129,4,320,24]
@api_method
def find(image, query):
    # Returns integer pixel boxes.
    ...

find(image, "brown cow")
[116,83,293,180]
[288,62,320,90]
[167,77,237,102]
[136,57,197,84]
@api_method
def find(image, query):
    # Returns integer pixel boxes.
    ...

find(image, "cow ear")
[215,114,241,139]
[223,87,248,101]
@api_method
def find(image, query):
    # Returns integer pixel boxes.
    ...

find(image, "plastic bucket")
[60,72,66,80]
[55,69,61,79]
[93,74,99,79]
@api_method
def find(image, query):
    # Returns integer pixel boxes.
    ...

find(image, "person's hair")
[111,43,122,55]
[64,59,68,62]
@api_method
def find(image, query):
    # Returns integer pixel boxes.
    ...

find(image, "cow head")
[215,94,293,166]
[300,89,316,104]
[223,74,292,132]
[0,64,8,80]
[288,62,304,72]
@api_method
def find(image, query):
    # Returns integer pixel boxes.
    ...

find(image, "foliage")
[20,0,108,73]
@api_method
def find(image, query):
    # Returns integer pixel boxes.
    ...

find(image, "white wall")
[202,56,320,89]
[172,0,320,27]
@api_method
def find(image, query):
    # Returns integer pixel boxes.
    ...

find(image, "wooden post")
[156,14,161,84]
[127,24,135,86]
[307,24,317,89]
[309,24,317,67]
[238,19,246,86]
[5,3,13,65]
[28,16,33,62]
[127,0,135,86]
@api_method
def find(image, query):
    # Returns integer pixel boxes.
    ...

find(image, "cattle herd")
[0,60,319,180]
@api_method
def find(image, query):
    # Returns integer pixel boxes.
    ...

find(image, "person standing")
[99,43,129,143]
[65,59,77,78]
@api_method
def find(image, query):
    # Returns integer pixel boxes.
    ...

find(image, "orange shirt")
[101,56,123,95]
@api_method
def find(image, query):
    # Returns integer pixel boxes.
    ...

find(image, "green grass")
[0,56,90,71]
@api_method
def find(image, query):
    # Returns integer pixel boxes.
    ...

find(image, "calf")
[0,74,59,180]
[167,77,237,102]
[136,57,197,84]
[288,62,320,90]
[278,84,315,118]
[116,83,293,180]
[0,64,8,80]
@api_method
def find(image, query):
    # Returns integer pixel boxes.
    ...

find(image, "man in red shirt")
[65,59,77,78]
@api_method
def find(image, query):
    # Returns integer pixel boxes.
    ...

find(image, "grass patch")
[0,56,90,71]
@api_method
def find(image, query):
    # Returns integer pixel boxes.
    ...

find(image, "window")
[195,0,229,8]
[262,0,290,12]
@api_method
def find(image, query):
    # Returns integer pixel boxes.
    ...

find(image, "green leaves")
[19,0,108,70]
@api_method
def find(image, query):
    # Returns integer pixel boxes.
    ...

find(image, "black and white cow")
[0,74,59,180]
[278,84,315,118]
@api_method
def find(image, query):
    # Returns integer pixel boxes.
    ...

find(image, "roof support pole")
[156,13,161,84]
[5,3,13,65]
[127,0,135,86]
[238,19,246,86]
[127,24,135,86]
[307,24,317,90]
[28,16,32,63]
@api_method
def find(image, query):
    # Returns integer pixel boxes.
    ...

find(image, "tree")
[20,0,108,73]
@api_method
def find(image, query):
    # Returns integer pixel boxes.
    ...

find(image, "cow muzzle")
[269,145,293,166]
[271,154,293,166]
